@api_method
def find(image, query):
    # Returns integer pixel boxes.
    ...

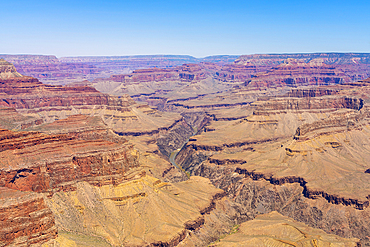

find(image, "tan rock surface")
[0,59,23,79]
[211,211,358,246]
[45,175,224,246]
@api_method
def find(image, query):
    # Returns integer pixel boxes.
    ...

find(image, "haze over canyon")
[0,52,370,247]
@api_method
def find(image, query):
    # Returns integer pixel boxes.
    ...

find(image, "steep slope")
[0,54,239,85]
[45,176,224,246]
[245,58,351,88]
[211,211,359,246]
[0,59,23,79]
[174,84,370,245]
[235,53,370,66]
[0,187,57,246]
[0,128,139,193]
[0,60,184,138]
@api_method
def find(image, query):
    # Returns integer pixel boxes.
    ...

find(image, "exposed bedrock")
[0,128,139,193]
[157,119,195,157]
[214,64,271,83]
[0,187,57,246]
[235,53,370,66]
[0,65,136,110]
[29,114,128,144]
[294,112,363,139]
[187,161,370,246]
[157,112,210,157]
[211,211,360,246]
[114,116,183,137]
[243,58,353,89]
[105,63,212,84]
[285,88,339,97]
[174,105,370,245]
[252,96,363,111]
[0,79,134,109]
[44,176,226,247]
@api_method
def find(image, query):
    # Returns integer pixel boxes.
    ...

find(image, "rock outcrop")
[174,86,370,245]
[211,211,359,246]
[0,59,23,79]
[0,61,185,139]
[0,54,239,85]
[246,58,351,88]
[235,53,370,66]
[45,176,225,246]
[2,55,370,246]
[0,128,139,193]
[215,64,270,83]
[0,187,57,246]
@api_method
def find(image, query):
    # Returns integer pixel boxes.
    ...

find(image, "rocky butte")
[1,56,370,246]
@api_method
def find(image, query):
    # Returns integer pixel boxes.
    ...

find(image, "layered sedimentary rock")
[211,211,359,246]
[0,61,185,138]
[0,59,23,79]
[174,86,370,245]
[0,55,104,85]
[2,55,370,246]
[3,53,369,88]
[0,128,139,193]
[0,106,40,130]
[109,63,212,83]
[235,53,370,66]
[0,54,239,85]
[251,95,363,111]
[92,63,224,97]
[234,53,370,85]
[85,54,368,112]
[215,64,270,83]
[245,58,351,88]
[45,176,225,246]
[0,187,57,246]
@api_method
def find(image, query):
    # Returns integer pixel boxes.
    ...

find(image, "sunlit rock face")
[0,187,57,246]
[211,211,359,247]
[0,59,23,79]
[1,56,370,246]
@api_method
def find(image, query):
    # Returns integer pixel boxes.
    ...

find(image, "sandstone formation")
[0,54,239,85]
[0,187,57,246]
[173,83,370,245]
[45,176,224,246]
[0,60,232,246]
[235,53,370,66]
[234,53,370,84]
[245,58,351,88]
[92,57,362,113]
[215,64,270,83]
[0,55,104,85]
[0,59,23,79]
[2,55,370,247]
[0,61,186,138]
[211,211,359,246]
[0,128,139,193]
[92,63,227,102]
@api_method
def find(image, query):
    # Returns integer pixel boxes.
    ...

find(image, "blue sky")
[1,0,369,57]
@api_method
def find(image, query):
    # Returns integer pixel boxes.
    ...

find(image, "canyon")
[0,54,370,246]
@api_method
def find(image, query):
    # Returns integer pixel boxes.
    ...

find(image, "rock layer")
[45,176,224,246]
[211,211,359,246]
[0,128,139,193]
[0,187,57,246]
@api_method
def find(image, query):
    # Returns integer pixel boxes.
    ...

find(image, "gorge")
[1,53,370,246]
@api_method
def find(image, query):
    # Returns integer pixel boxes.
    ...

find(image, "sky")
[1,0,369,58]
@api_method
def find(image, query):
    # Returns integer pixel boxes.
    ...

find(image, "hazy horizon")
[3,52,370,60]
